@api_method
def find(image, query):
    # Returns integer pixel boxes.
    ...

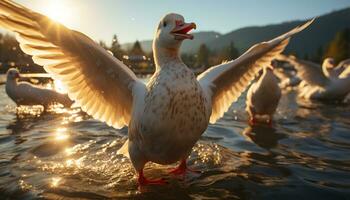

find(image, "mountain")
[122,7,350,57]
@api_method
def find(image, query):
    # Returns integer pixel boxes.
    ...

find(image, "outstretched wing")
[0,0,144,128]
[339,66,350,79]
[337,58,350,69]
[277,54,329,87]
[337,58,350,78]
[198,19,313,123]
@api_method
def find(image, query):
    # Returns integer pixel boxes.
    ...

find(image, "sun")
[42,0,73,26]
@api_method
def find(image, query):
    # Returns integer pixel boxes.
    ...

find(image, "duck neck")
[322,63,335,78]
[6,78,17,87]
[261,67,276,82]
[5,78,17,95]
[263,66,273,76]
[153,42,182,71]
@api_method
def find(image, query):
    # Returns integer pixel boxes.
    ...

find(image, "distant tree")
[147,51,154,62]
[0,33,41,73]
[288,51,299,58]
[220,42,239,61]
[110,34,124,60]
[1,34,21,62]
[196,44,210,68]
[147,51,155,70]
[0,34,33,64]
[130,40,145,55]
[181,53,196,68]
[99,40,109,50]
[311,46,324,63]
[323,28,350,63]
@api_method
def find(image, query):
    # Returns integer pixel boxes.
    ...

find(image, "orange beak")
[171,21,197,40]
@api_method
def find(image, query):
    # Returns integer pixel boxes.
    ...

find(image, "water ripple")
[0,84,349,199]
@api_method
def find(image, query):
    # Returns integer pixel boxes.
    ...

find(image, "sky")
[9,0,350,44]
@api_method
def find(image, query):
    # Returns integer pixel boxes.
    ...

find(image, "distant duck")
[246,66,281,125]
[273,67,301,89]
[323,58,350,78]
[277,55,350,101]
[5,68,73,108]
[0,0,313,187]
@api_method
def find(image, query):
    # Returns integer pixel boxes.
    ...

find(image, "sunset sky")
[11,0,350,43]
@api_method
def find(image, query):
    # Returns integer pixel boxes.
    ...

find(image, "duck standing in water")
[5,68,73,109]
[0,0,313,187]
[246,66,281,125]
[277,55,350,101]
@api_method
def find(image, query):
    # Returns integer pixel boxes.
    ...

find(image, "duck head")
[153,13,196,67]
[6,68,20,81]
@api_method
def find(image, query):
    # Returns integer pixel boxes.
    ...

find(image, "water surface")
[0,80,350,199]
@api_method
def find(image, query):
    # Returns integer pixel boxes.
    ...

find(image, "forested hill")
[122,7,350,57]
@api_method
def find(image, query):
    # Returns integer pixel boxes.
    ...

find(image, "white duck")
[246,66,281,125]
[273,66,301,89]
[277,55,350,101]
[324,57,350,78]
[5,68,73,108]
[0,0,313,186]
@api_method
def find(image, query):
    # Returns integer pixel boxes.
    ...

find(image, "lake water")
[0,78,350,199]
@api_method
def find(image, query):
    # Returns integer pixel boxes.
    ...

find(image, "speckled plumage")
[128,60,210,170]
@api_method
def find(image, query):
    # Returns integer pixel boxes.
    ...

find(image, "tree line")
[0,28,349,74]
[295,28,350,64]
[99,35,240,72]
[0,33,43,73]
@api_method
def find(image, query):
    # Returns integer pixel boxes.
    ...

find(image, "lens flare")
[54,80,67,94]
[43,0,73,26]
[55,127,69,141]
[50,177,62,187]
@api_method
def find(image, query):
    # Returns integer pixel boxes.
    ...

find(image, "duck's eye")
[163,21,167,27]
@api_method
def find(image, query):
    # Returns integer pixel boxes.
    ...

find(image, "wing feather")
[0,0,144,128]
[198,20,313,123]
[339,66,350,79]
[336,59,350,78]
[20,44,62,55]
[277,54,329,86]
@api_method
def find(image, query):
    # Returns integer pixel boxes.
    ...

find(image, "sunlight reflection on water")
[50,177,62,188]
[54,127,69,141]
[0,82,350,199]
